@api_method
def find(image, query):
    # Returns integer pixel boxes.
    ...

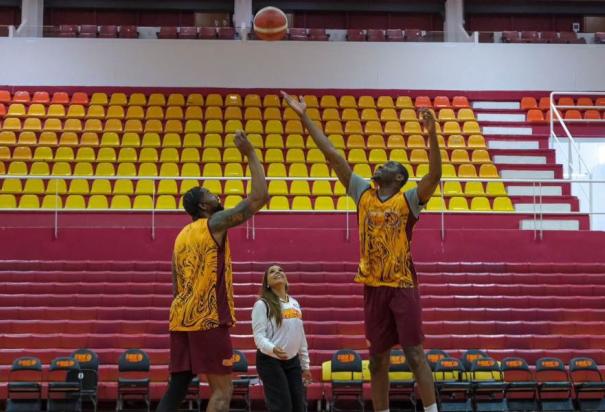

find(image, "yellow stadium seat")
[463,121,481,134]
[127,93,146,106]
[3,118,22,131]
[467,135,486,148]
[319,95,337,109]
[244,107,262,120]
[68,179,90,195]
[37,132,57,146]
[336,196,356,211]
[64,194,86,209]
[201,179,221,195]
[182,133,201,148]
[290,181,311,196]
[339,109,357,122]
[116,163,136,177]
[262,94,281,108]
[224,120,242,134]
[314,196,335,210]
[269,196,289,210]
[399,109,417,122]
[346,134,364,149]
[333,181,346,196]
[7,103,26,116]
[345,121,363,134]
[448,196,469,211]
[102,119,121,133]
[110,195,132,209]
[377,96,395,109]
[144,106,164,120]
[140,133,160,148]
[443,181,463,196]
[179,180,198,195]
[23,118,42,131]
[160,163,179,177]
[470,197,491,211]
[288,163,308,177]
[396,96,414,109]
[33,147,53,161]
[222,195,243,209]
[41,118,61,132]
[486,182,507,196]
[457,108,475,121]
[23,179,45,194]
[133,194,153,209]
[138,163,158,176]
[322,108,340,121]
[86,195,108,210]
[119,132,139,147]
[186,94,204,106]
[337,95,355,109]
[244,94,261,107]
[155,195,176,210]
[13,146,32,160]
[267,163,287,177]
[47,104,66,118]
[464,181,485,196]
[364,121,383,134]
[364,135,385,149]
[360,109,378,122]
[203,134,222,148]
[178,148,198,163]
[410,149,428,163]
[415,164,429,177]
[283,148,303,163]
[138,148,157,162]
[268,180,289,196]
[78,132,97,146]
[46,178,66,194]
[427,197,446,211]
[438,108,456,121]
[384,135,403,149]
[1,146,13,160]
[182,163,203,177]
[90,180,112,195]
[205,93,222,107]
[479,164,499,178]
[223,163,243,177]
[200,148,220,163]
[224,106,242,120]
[265,120,283,134]
[447,135,466,148]
[159,133,179,148]
[86,105,105,119]
[135,180,155,195]
[369,149,388,164]
[311,181,333,196]
[73,162,93,176]
[353,164,372,178]
[493,197,514,211]
[100,132,120,147]
[472,149,491,163]
[442,121,461,135]
[307,149,326,164]
[381,121,401,135]
[125,106,144,120]
[109,93,127,106]
[16,132,36,146]
[106,105,125,119]
[202,120,220,134]
[96,163,115,176]
[451,149,470,163]
[291,196,311,210]
[185,106,203,120]
[310,164,330,178]
[225,94,242,107]
[261,135,282,150]
[8,161,29,175]
[284,134,304,149]
[387,149,407,164]
[27,103,46,117]
[18,194,39,209]
[324,121,342,135]
[284,120,303,134]
[404,121,422,135]
[148,94,166,107]
[66,105,85,119]
[168,93,185,106]
[40,194,62,209]
[0,161,6,175]
[1,178,22,193]
[159,148,179,163]
[222,148,242,163]
[264,149,284,163]
[161,120,180,133]
[0,132,16,145]
[458,163,478,178]
[357,96,375,109]
[243,120,262,134]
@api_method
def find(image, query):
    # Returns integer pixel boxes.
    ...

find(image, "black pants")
[155,371,194,412]
[256,350,306,412]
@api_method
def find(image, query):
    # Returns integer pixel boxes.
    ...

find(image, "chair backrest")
[11,356,42,373]
[569,357,602,383]
[331,349,363,380]
[50,357,80,373]
[461,349,489,370]
[470,357,503,381]
[389,349,411,372]
[535,357,569,383]
[71,349,99,390]
[502,357,534,382]
[434,357,465,381]
[118,349,150,373]
[232,350,248,373]
[425,349,449,371]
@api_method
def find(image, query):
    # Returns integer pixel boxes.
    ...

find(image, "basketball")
[253,6,288,41]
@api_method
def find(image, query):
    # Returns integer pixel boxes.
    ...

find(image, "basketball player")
[282,91,441,412]
[156,130,268,412]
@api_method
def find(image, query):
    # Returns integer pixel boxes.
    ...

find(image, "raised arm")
[282,91,353,188]
[209,131,268,241]
[416,110,442,204]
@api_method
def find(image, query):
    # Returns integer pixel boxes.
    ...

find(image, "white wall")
[1,38,605,90]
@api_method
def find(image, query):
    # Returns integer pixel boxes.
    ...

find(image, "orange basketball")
[253,6,288,41]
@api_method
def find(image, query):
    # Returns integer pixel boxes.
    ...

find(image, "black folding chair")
[47,356,82,412]
[70,348,99,412]
[501,357,538,412]
[330,349,365,412]
[469,357,508,412]
[6,356,43,412]
[570,357,605,411]
[231,350,252,412]
[535,357,574,412]
[388,349,416,412]
[116,348,151,412]
[434,357,472,412]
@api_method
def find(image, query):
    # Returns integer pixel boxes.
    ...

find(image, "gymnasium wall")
[1,38,604,91]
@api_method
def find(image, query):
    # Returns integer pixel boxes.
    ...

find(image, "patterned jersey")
[169,218,235,331]
[355,188,419,288]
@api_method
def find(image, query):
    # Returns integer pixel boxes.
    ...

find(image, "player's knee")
[369,353,389,375]
[213,390,232,412]
[405,347,425,371]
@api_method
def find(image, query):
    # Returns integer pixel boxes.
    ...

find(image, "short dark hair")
[182,187,204,219]
[394,162,409,188]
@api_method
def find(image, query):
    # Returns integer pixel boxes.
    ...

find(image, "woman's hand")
[273,346,289,360]
[302,369,313,385]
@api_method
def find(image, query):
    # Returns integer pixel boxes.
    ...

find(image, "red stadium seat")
[157,26,178,39]
[58,24,78,38]
[119,25,139,38]
[308,28,329,41]
[79,25,98,38]
[521,31,539,43]
[521,97,538,110]
[502,31,519,42]
[596,32,605,44]
[98,25,118,38]
[346,29,366,41]
[404,29,423,42]
[289,28,308,41]
[540,31,558,43]
[367,29,385,42]
[198,27,217,39]
[386,29,404,42]
[217,27,236,40]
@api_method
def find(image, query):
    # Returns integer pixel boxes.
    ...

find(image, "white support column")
[233,0,253,39]
[18,0,44,37]
[444,0,470,42]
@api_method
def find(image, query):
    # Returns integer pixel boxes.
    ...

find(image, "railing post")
[53,178,58,240]
[151,184,156,240]
[440,180,445,241]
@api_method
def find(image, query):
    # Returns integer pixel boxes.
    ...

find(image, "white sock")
[424,403,438,412]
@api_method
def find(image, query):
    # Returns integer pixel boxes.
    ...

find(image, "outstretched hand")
[234,130,254,156]
[281,91,307,116]
[420,109,436,135]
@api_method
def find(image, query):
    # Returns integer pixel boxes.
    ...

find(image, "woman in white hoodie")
[251,264,312,412]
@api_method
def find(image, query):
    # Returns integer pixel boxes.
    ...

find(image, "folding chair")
[389,349,416,412]
[569,357,605,411]
[116,348,151,412]
[231,350,252,412]
[330,349,365,412]
[501,357,538,412]
[434,357,472,412]
[47,357,82,412]
[460,349,489,372]
[535,357,574,412]
[469,357,507,412]
[70,348,99,412]
[426,349,449,372]
[6,356,43,412]
[178,377,200,412]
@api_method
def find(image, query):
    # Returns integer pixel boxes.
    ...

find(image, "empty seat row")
[0,160,500,178]
[502,31,587,44]
[427,196,514,212]
[521,96,605,110]
[157,26,236,40]
[345,28,426,42]
[527,109,604,122]
[1,104,476,123]
[46,24,138,38]
[0,91,470,109]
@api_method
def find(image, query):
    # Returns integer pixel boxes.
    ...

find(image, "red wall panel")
[466,14,584,32]
[293,11,442,30]
[44,8,196,27]
[0,6,20,26]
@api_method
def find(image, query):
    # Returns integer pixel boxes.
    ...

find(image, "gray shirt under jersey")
[347,173,424,218]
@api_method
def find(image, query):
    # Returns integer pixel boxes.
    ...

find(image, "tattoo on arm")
[208,199,254,233]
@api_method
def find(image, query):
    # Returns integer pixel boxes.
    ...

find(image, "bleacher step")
[488,140,541,150]
[520,219,580,231]
[494,155,547,165]
[483,126,533,135]
[477,113,526,122]
[507,185,563,196]
[473,101,520,110]
[501,169,555,179]
[514,203,572,213]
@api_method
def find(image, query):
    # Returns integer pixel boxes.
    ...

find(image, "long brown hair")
[260,265,288,327]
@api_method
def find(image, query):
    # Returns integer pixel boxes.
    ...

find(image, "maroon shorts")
[364,285,424,356]
[170,326,233,375]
